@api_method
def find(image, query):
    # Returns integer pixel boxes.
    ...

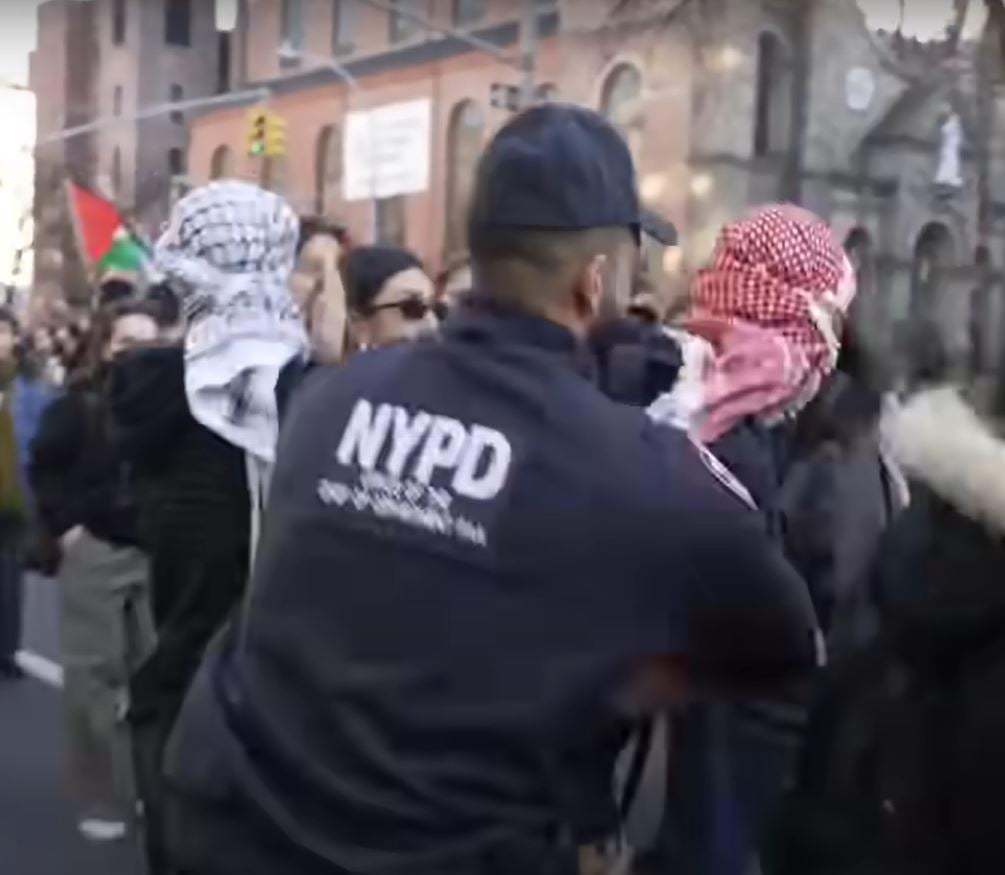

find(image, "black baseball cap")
[468,104,641,246]
[640,208,678,247]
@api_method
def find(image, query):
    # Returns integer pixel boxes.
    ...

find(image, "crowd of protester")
[0,102,1002,875]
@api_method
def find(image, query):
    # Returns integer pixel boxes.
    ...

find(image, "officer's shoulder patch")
[691,438,757,510]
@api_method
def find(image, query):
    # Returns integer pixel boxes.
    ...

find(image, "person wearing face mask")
[153,181,308,565]
[160,104,818,875]
[29,301,160,844]
[641,206,861,875]
[342,245,437,351]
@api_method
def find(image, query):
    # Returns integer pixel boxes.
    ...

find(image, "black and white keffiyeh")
[155,181,306,466]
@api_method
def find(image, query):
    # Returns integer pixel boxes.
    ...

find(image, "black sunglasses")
[369,297,434,322]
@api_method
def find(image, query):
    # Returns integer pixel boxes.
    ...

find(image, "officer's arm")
[679,485,821,692]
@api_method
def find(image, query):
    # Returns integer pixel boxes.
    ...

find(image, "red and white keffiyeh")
[650,204,856,444]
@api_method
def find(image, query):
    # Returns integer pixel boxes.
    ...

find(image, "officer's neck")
[533,301,592,344]
[471,290,590,344]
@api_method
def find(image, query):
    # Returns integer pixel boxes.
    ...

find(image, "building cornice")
[190,9,561,117]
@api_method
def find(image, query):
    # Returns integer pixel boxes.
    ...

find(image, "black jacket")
[774,388,1005,875]
[109,345,249,724]
[165,304,818,875]
[30,369,140,548]
[781,373,899,657]
[589,317,682,407]
[872,387,1005,875]
[110,345,249,565]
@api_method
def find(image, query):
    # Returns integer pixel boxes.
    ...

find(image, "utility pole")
[518,0,539,108]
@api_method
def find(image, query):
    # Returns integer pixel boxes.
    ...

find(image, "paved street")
[0,575,142,875]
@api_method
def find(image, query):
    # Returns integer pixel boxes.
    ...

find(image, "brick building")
[30,0,222,313]
[30,0,1005,383]
[31,0,99,311]
[199,0,1005,383]
[186,0,694,280]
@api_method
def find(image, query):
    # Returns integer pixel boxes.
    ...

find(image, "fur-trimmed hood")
[882,386,1005,536]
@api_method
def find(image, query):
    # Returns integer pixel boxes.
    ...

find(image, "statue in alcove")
[935,107,964,189]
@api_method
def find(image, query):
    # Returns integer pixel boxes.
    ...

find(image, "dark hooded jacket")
[870,387,1005,875]
[109,345,249,723]
[30,368,141,548]
[771,387,1005,875]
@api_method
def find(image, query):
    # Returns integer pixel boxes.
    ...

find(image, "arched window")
[111,148,122,197]
[753,32,792,158]
[600,63,643,161]
[315,124,343,216]
[911,222,953,326]
[210,145,233,180]
[844,228,871,270]
[444,100,484,256]
[845,228,879,340]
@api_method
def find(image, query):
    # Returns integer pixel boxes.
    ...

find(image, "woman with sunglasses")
[342,246,438,350]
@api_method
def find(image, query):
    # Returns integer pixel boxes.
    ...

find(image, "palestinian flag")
[65,181,148,276]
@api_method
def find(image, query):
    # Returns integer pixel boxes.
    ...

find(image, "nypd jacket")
[164,303,818,875]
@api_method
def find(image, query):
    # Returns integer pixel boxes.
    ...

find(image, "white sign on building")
[344,98,432,202]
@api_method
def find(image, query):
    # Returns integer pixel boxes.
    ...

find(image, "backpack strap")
[618,720,654,820]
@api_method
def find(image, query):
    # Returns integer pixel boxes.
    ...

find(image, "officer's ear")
[347,312,371,352]
[573,253,607,324]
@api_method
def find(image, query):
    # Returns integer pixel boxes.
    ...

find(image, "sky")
[857,0,987,39]
[0,0,46,86]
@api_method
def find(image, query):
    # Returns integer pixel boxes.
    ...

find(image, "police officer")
[163,105,818,875]
[590,207,683,407]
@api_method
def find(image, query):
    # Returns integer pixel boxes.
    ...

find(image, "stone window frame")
[444,99,485,257]
[752,29,793,159]
[315,124,344,216]
[596,57,645,163]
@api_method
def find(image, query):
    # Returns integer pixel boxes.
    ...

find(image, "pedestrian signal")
[247,109,268,157]
[264,113,287,158]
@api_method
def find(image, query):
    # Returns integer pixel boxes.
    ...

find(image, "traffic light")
[264,113,287,158]
[489,82,522,113]
[247,108,268,157]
